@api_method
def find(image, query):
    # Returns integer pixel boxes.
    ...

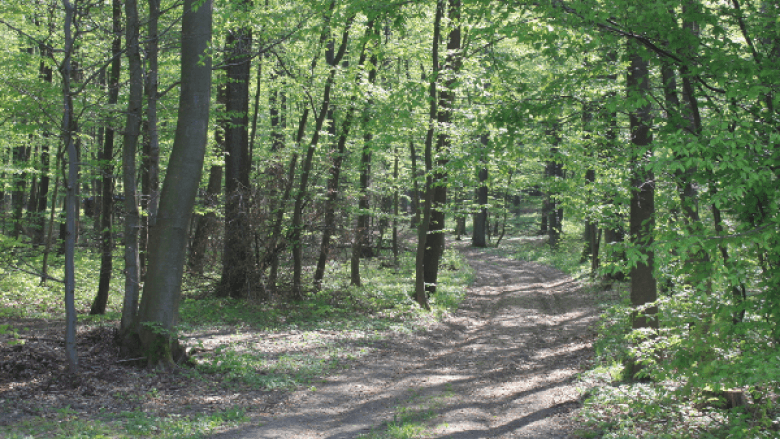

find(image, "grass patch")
[357,387,455,439]
[0,249,125,320]
[0,406,247,439]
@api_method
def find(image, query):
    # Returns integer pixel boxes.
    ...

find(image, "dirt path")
[210,245,600,439]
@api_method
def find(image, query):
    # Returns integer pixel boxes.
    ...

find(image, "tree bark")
[90,0,122,315]
[219,7,254,299]
[12,145,29,239]
[188,163,222,274]
[471,135,488,248]
[60,0,78,375]
[133,0,212,367]
[351,46,379,287]
[627,41,657,377]
[119,0,146,336]
[423,0,461,296]
[414,0,444,309]
[140,0,161,281]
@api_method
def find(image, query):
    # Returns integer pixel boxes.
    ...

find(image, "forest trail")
[210,240,600,439]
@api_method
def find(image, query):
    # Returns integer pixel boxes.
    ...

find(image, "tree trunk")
[60,0,79,375]
[219,10,254,299]
[119,0,145,336]
[90,0,122,316]
[189,164,222,274]
[12,144,29,239]
[140,0,161,281]
[392,150,399,268]
[627,41,657,378]
[351,46,379,287]
[423,0,461,296]
[133,0,212,367]
[472,165,488,248]
[32,38,55,245]
[415,0,444,309]
[544,121,563,250]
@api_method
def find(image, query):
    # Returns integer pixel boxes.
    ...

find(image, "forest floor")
[0,238,602,438]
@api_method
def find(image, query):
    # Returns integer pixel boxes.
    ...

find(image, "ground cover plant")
[476,224,780,438]
[0,245,471,438]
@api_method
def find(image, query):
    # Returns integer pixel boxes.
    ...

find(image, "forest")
[0,0,778,437]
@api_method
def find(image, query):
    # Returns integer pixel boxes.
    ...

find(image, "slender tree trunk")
[32,32,55,245]
[60,0,78,375]
[262,62,288,292]
[120,0,145,336]
[133,0,212,367]
[90,0,122,315]
[544,121,564,250]
[314,20,375,288]
[41,170,61,284]
[392,150,399,268]
[423,0,461,296]
[472,163,488,247]
[414,0,444,309]
[410,139,421,228]
[627,41,657,377]
[12,145,29,239]
[140,0,161,281]
[351,46,379,287]
[291,16,353,296]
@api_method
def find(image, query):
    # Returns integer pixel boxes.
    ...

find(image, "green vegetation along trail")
[209,241,599,439]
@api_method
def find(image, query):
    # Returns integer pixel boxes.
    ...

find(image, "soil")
[0,240,600,438]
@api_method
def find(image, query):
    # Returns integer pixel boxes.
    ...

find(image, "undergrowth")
[478,216,780,438]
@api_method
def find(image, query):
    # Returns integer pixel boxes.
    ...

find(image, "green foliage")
[576,276,780,438]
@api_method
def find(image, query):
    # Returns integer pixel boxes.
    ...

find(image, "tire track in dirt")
[210,243,599,439]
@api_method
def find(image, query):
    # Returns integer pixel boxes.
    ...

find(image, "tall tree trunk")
[32,28,55,245]
[60,0,79,375]
[392,149,399,267]
[119,0,145,336]
[351,47,379,287]
[133,0,212,367]
[90,0,122,315]
[140,0,161,281]
[423,0,461,296]
[219,8,254,299]
[415,0,444,309]
[190,86,226,274]
[627,41,657,378]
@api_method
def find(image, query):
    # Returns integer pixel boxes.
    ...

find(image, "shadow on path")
[209,243,598,439]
